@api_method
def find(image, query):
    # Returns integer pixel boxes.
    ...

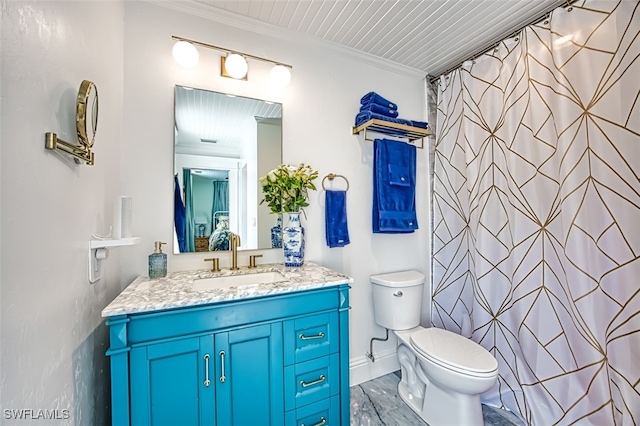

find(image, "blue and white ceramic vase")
[270,214,283,248]
[283,212,305,267]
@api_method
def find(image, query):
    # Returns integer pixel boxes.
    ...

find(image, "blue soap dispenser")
[149,241,167,278]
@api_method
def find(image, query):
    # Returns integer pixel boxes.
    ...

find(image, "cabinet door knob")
[299,331,325,340]
[219,351,226,383]
[300,374,326,388]
[203,354,211,387]
[301,417,326,426]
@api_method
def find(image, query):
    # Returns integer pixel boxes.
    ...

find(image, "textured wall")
[1,1,124,424]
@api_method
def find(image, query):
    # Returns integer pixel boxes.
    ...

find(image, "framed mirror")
[173,86,282,254]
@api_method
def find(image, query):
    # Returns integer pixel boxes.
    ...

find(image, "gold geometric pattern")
[431,1,640,424]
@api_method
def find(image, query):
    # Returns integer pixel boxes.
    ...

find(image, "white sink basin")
[193,271,285,291]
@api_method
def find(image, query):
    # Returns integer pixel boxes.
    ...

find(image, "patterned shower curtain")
[431,1,639,424]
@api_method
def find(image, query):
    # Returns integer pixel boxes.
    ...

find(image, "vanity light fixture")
[172,40,199,69]
[221,53,248,79]
[270,64,292,88]
[172,35,292,87]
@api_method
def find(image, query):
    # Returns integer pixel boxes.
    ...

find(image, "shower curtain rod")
[427,0,579,85]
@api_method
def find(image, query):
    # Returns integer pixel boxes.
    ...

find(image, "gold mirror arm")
[45,80,97,166]
[45,132,94,165]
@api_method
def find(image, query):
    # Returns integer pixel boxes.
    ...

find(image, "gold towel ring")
[322,173,349,191]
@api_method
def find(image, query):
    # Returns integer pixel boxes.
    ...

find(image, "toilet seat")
[410,328,498,377]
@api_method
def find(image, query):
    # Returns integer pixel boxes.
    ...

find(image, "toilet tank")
[370,270,425,330]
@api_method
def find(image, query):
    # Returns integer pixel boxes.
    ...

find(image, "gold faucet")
[204,257,220,272]
[229,232,241,270]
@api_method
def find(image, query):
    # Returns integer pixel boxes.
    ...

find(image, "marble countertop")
[101,262,353,317]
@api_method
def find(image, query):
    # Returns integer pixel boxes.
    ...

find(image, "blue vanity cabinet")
[106,284,350,426]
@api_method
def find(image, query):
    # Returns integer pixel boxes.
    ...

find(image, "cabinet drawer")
[284,312,338,365]
[284,354,339,411]
[285,395,340,426]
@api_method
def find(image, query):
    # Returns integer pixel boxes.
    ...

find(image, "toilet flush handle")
[393,291,403,297]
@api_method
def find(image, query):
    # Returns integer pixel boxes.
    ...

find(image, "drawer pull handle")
[299,331,325,340]
[203,354,211,387]
[300,374,326,388]
[301,416,326,426]
[219,351,226,383]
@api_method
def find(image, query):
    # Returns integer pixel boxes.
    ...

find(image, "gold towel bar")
[352,119,432,149]
[322,173,349,191]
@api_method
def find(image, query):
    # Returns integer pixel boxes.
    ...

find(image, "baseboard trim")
[349,347,399,387]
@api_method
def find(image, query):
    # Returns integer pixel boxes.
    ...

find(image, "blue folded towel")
[373,139,418,233]
[411,120,428,129]
[325,190,350,248]
[360,92,398,110]
[360,102,399,118]
[355,111,414,128]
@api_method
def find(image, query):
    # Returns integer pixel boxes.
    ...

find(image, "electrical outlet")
[89,247,109,283]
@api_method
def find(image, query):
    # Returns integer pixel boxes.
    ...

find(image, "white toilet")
[370,270,498,426]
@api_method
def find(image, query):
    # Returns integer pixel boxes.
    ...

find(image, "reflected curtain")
[432,1,640,424]
[183,169,195,252]
[211,180,229,229]
[174,175,187,253]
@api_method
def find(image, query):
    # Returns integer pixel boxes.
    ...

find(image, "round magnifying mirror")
[76,80,98,148]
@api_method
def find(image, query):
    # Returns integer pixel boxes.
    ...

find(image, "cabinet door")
[215,323,284,426]
[130,336,215,426]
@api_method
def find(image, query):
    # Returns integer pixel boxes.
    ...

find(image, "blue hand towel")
[373,139,418,233]
[410,120,428,129]
[355,111,414,128]
[359,102,399,118]
[325,190,350,248]
[360,92,398,110]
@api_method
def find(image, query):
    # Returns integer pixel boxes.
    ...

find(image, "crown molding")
[147,0,425,79]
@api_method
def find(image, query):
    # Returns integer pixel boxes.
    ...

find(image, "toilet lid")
[410,328,498,375]
[370,270,425,287]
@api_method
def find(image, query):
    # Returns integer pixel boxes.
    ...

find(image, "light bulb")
[172,41,199,69]
[270,64,291,87]
[224,53,248,79]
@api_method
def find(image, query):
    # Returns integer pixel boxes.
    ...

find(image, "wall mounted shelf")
[352,119,433,148]
[90,237,141,249]
[89,237,141,283]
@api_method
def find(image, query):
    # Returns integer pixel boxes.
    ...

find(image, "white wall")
[120,2,431,385]
[1,1,124,424]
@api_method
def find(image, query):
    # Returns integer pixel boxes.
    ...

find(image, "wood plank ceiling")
[193,0,568,77]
